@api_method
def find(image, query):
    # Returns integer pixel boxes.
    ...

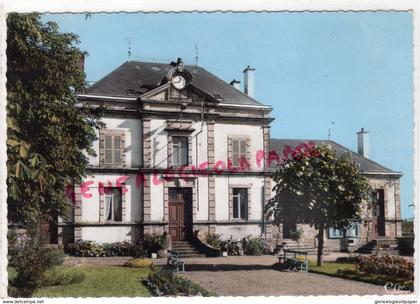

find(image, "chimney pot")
[243,65,255,98]
[357,128,369,158]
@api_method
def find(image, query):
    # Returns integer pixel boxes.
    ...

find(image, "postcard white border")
[0,1,418,304]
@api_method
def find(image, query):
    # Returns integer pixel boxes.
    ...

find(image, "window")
[105,134,122,165]
[232,188,248,220]
[104,188,122,222]
[232,139,247,167]
[172,136,188,166]
[328,223,360,238]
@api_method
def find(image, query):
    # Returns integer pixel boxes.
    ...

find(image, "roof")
[85,61,266,107]
[269,139,401,175]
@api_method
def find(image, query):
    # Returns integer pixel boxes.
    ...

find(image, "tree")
[6,13,103,232]
[265,143,372,266]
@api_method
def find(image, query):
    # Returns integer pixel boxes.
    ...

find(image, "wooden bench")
[167,250,185,273]
[278,249,309,272]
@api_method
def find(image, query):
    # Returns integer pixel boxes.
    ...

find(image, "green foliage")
[124,258,153,268]
[289,229,303,243]
[355,254,414,280]
[7,13,104,226]
[241,235,271,255]
[7,229,18,264]
[401,219,414,236]
[266,143,372,265]
[397,237,414,256]
[65,234,167,258]
[220,237,243,256]
[9,238,63,297]
[146,267,214,296]
[143,233,168,256]
[205,232,223,249]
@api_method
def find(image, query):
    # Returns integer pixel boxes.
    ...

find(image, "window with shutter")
[100,130,125,167]
[231,138,247,167]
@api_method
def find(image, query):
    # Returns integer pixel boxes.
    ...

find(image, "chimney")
[229,79,241,90]
[243,65,255,98]
[357,128,369,158]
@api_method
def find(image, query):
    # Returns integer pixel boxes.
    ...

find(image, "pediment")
[140,83,220,104]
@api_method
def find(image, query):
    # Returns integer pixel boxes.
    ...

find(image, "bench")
[167,250,185,273]
[278,249,308,272]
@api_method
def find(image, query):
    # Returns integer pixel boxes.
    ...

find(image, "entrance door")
[371,189,386,238]
[168,188,192,241]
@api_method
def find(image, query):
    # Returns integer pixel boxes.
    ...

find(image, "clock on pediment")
[167,58,192,92]
[171,73,188,90]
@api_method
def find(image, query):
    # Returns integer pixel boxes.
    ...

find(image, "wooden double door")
[168,188,193,241]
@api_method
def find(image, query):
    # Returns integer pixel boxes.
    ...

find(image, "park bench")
[167,250,185,273]
[278,249,309,272]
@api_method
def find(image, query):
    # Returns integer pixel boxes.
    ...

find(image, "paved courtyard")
[172,255,411,296]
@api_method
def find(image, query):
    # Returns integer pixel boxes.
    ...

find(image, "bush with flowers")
[354,254,413,280]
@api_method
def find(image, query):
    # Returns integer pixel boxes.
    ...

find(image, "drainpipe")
[261,110,267,238]
[195,101,205,212]
[394,179,398,237]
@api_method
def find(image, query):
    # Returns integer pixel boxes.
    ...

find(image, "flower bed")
[204,233,272,256]
[355,254,413,280]
[65,234,168,258]
[144,267,215,296]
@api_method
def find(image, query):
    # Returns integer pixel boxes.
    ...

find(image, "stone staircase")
[171,241,206,258]
[354,238,399,255]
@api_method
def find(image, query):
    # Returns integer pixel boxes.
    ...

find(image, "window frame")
[171,135,189,167]
[231,138,247,168]
[328,222,360,239]
[232,188,248,220]
[104,187,123,222]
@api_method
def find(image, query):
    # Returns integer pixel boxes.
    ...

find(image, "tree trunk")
[316,223,325,266]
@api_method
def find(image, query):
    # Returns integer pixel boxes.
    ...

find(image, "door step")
[171,241,206,258]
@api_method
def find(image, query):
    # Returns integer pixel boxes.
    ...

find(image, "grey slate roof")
[269,139,400,175]
[85,61,266,107]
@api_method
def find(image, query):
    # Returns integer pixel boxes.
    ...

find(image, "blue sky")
[43,12,414,218]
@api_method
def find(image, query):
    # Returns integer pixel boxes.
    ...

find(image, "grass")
[308,260,353,276]
[9,266,152,297]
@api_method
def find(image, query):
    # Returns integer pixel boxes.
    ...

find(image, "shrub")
[129,242,146,258]
[10,239,63,297]
[355,254,414,280]
[66,240,104,257]
[143,233,168,257]
[397,237,414,256]
[205,232,222,249]
[145,267,214,296]
[241,235,271,255]
[220,237,243,256]
[124,258,153,268]
[65,235,165,258]
[7,229,18,266]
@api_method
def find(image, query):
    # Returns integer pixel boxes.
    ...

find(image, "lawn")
[9,266,152,297]
[308,260,353,276]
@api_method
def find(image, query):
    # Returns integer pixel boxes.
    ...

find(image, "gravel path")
[178,256,410,296]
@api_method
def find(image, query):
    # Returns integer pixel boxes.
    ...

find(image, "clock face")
[171,74,187,90]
